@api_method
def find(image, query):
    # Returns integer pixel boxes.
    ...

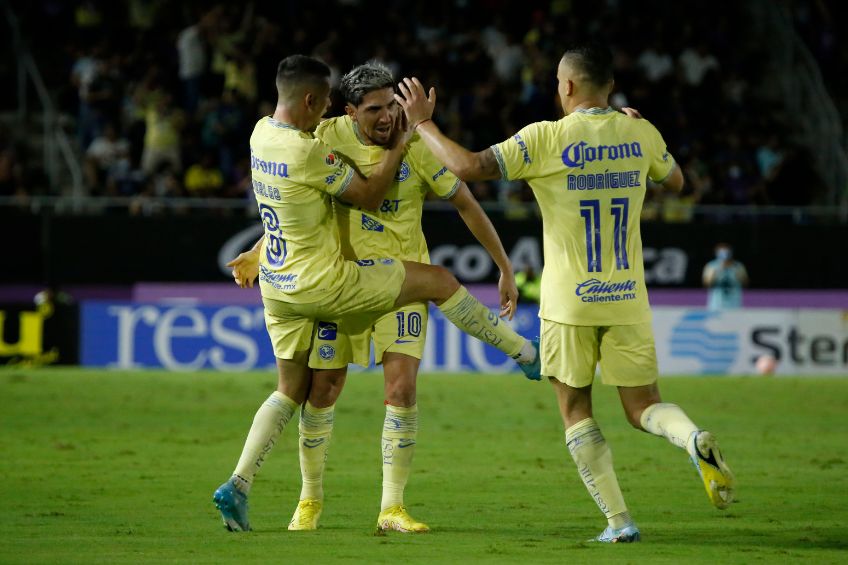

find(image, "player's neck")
[568,98,610,114]
[272,105,308,131]
[352,122,381,148]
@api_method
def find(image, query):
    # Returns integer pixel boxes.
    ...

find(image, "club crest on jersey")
[317,321,338,340]
[395,161,410,182]
[318,344,335,360]
[325,152,338,166]
[361,214,385,232]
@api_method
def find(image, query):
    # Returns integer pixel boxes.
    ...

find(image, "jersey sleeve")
[303,139,355,197]
[645,122,676,183]
[490,121,548,181]
[409,138,461,199]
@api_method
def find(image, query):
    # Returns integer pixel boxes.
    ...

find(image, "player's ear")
[344,103,357,121]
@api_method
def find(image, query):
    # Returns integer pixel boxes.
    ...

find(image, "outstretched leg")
[618,384,736,509]
[395,261,539,379]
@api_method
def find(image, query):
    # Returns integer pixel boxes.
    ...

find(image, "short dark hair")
[561,43,614,88]
[339,61,395,106]
[275,55,331,101]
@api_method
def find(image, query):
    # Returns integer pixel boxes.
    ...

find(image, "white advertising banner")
[653,307,848,376]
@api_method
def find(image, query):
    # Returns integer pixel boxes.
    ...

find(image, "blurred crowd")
[1,0,842,217]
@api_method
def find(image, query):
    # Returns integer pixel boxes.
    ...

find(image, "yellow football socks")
[232,391,298,493]
[565,418,628,523]
[381,404,418,511]
[298,401,335,501]
[437,286,525,357]
[640,402,699,451]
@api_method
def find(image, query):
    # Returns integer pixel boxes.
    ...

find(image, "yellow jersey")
[492,107,675,326]
[315,115,460,263]
[249,116,355,303]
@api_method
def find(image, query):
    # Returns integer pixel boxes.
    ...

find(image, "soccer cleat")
[517,338,542,381]
[288,498,323,531]
[690,430,736,509]
[213,478,251,532]
[377,505,430,533]
[592,524,641,543]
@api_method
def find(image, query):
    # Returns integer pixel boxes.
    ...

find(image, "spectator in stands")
[84,123,130,194]
[176,8,218,114]
[703,243,749,310]
[184,153,224,197]
[140,94,183,176]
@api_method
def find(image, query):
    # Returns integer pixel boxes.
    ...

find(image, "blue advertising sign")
[80,301,542,372]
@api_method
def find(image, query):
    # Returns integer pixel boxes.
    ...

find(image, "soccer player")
[285,61,523,533]
[213,55,540,533]
[394,44,736,542]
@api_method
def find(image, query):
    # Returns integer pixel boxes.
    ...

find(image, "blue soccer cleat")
[592,523,641,543]
[213,478,251,532]
[517,338,542,381]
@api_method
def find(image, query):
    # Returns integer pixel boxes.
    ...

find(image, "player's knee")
[429,265,460,301]
[385,381,416,407]
[310,370,346,407]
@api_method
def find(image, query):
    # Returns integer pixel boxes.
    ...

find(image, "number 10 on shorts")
[396,312,422,338]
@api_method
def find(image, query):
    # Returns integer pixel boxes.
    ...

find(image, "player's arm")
[395,78,501,182]
[448,182,518,320]
[226,235,263,288]
[336,112,412,210]
[659,165,684,192]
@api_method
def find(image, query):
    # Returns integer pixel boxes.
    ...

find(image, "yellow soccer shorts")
[263,258,405,361]
[540,319,658,388]
[308,302,428,369]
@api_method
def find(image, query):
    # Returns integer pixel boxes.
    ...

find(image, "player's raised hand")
[387,106,414,149]
[394,77,436,128]
[498,271,519,321]
[621,107,643,119]
[226,249,260,289]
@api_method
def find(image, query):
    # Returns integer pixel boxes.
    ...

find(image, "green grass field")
[1,369,847,564]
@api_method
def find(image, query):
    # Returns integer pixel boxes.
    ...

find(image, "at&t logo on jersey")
[395,161,410,182]
[562,141,644,169]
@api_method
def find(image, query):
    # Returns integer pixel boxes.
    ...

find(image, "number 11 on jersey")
[579,198,630,273]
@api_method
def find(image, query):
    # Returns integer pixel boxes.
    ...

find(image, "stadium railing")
[4,1,84,199]
[1,196,846,225]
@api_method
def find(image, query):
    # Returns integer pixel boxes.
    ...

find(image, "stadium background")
[2,1,848,563]
[1,0,845,374]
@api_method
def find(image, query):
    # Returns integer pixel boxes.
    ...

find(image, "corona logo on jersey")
[249,149,289,178]
[561,140,644,169]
